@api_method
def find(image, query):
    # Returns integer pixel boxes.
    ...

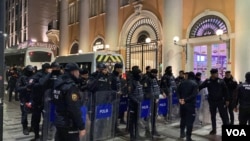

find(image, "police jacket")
[88,72,112,92]
[223,77,238,100]
[29,71,49,105]
[128,80,144,105]
[110,70,121,92]
[141,75,160,99]
[160,73,177,95]
[53,73,85,130]
[16,75,32,102]
[199,77,229,102]
[177,79,198,105]
[236,82,250,109]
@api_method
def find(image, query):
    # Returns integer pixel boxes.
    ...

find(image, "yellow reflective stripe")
[97,55,104,62]
[115,56,122,62]
[103,55,109,62]
[110,56,116,62]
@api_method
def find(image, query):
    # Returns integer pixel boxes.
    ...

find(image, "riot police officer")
[177,72,198,141]
[110,63,123,135]
[128,67,144,141]
[29,63,52,141]
[160,66,176,120]
[53,63,86,141]
[141,69,161,138]
[234,72,250,125]
[16,65,34,135]
[199,69,229,135]
[223,71,238,125]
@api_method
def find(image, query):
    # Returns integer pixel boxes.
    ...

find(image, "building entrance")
[193,43,227,79]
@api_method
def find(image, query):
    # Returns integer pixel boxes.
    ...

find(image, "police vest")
[151,78,160,98]
[133,81,144,102]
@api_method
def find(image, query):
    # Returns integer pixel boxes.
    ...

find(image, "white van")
[54,52,125,73]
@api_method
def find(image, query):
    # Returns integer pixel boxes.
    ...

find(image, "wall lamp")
[173,36,187,63]
[216,29,231,59]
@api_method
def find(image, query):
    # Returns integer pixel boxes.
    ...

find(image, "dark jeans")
[55,127,79,141]
[227,100,235,124]
[239,107,250,125]
[180,103,196,138]
[8,86,18,102]
[208,100,229,130]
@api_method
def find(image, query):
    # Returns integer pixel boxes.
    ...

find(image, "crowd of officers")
[5,62,250,141]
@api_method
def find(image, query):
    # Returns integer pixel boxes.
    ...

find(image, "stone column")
[162,0,183,76]
[235,0,250,82]
[185,44,193,72]
[59,0,69,55]
[207,44,212,78]
[79,0,89,53]
[105,0,119,51]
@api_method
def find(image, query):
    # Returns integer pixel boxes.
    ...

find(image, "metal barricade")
[168,92,179,121]
[90,91,116,141]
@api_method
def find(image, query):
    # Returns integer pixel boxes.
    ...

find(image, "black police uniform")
[141,69,160,137]
[16,65,34,135]
[223,75,238,124]
[110,63,123,134]
[53,63,85,141]
[128,68,144,141]
[8,68,19,102]
[29,63,51,140]
[235,72,250,125]
[177,72,198,141]
[199,70,229,134]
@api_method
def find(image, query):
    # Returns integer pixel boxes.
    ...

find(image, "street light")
[145,37,151,43]
[173,36,187,63]
[216,29,231,59]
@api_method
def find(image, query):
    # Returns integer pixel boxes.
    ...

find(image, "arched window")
[137,31,150,43]
[70,43,79,54]
[189,15,228,38]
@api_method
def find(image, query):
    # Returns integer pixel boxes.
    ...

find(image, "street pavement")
[3,91,237,141]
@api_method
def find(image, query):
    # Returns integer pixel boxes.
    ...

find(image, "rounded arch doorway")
[187,13,231,80]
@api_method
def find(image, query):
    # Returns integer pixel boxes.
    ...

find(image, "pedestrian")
[53,63,86,141]
[234,72,250,125]
[223,71,238,125]
[177,71,198,141]
[199,68,229,135]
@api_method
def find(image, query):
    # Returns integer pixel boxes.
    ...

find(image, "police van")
[54,52,125,73]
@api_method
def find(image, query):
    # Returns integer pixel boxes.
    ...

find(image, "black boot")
[180,129,186,138]
[23,126,29,135]
[209,129,217,135]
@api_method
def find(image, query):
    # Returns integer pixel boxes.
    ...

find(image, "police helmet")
[51,62,60,69]
[245,72,250,80]
[64,63,80,72]
[80,68,89,75]
[42,63,51,70]
[25,65,33,72]
[97,63,107,69]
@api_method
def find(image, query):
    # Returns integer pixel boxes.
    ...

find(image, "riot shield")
[80,91,91,141]
[158,98,168,117]
[42,89,56,141]
[168,92,179,121]
[194,94,202,126]
[90,90,116,141]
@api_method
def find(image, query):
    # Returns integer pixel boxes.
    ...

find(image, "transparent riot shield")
[80,91,91,141]
[168,92,179,121]
[140,99,151,135]
[194,94,202,126]
[90,91,116,141]
[199,88,211,125]
[42,89,56,141]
